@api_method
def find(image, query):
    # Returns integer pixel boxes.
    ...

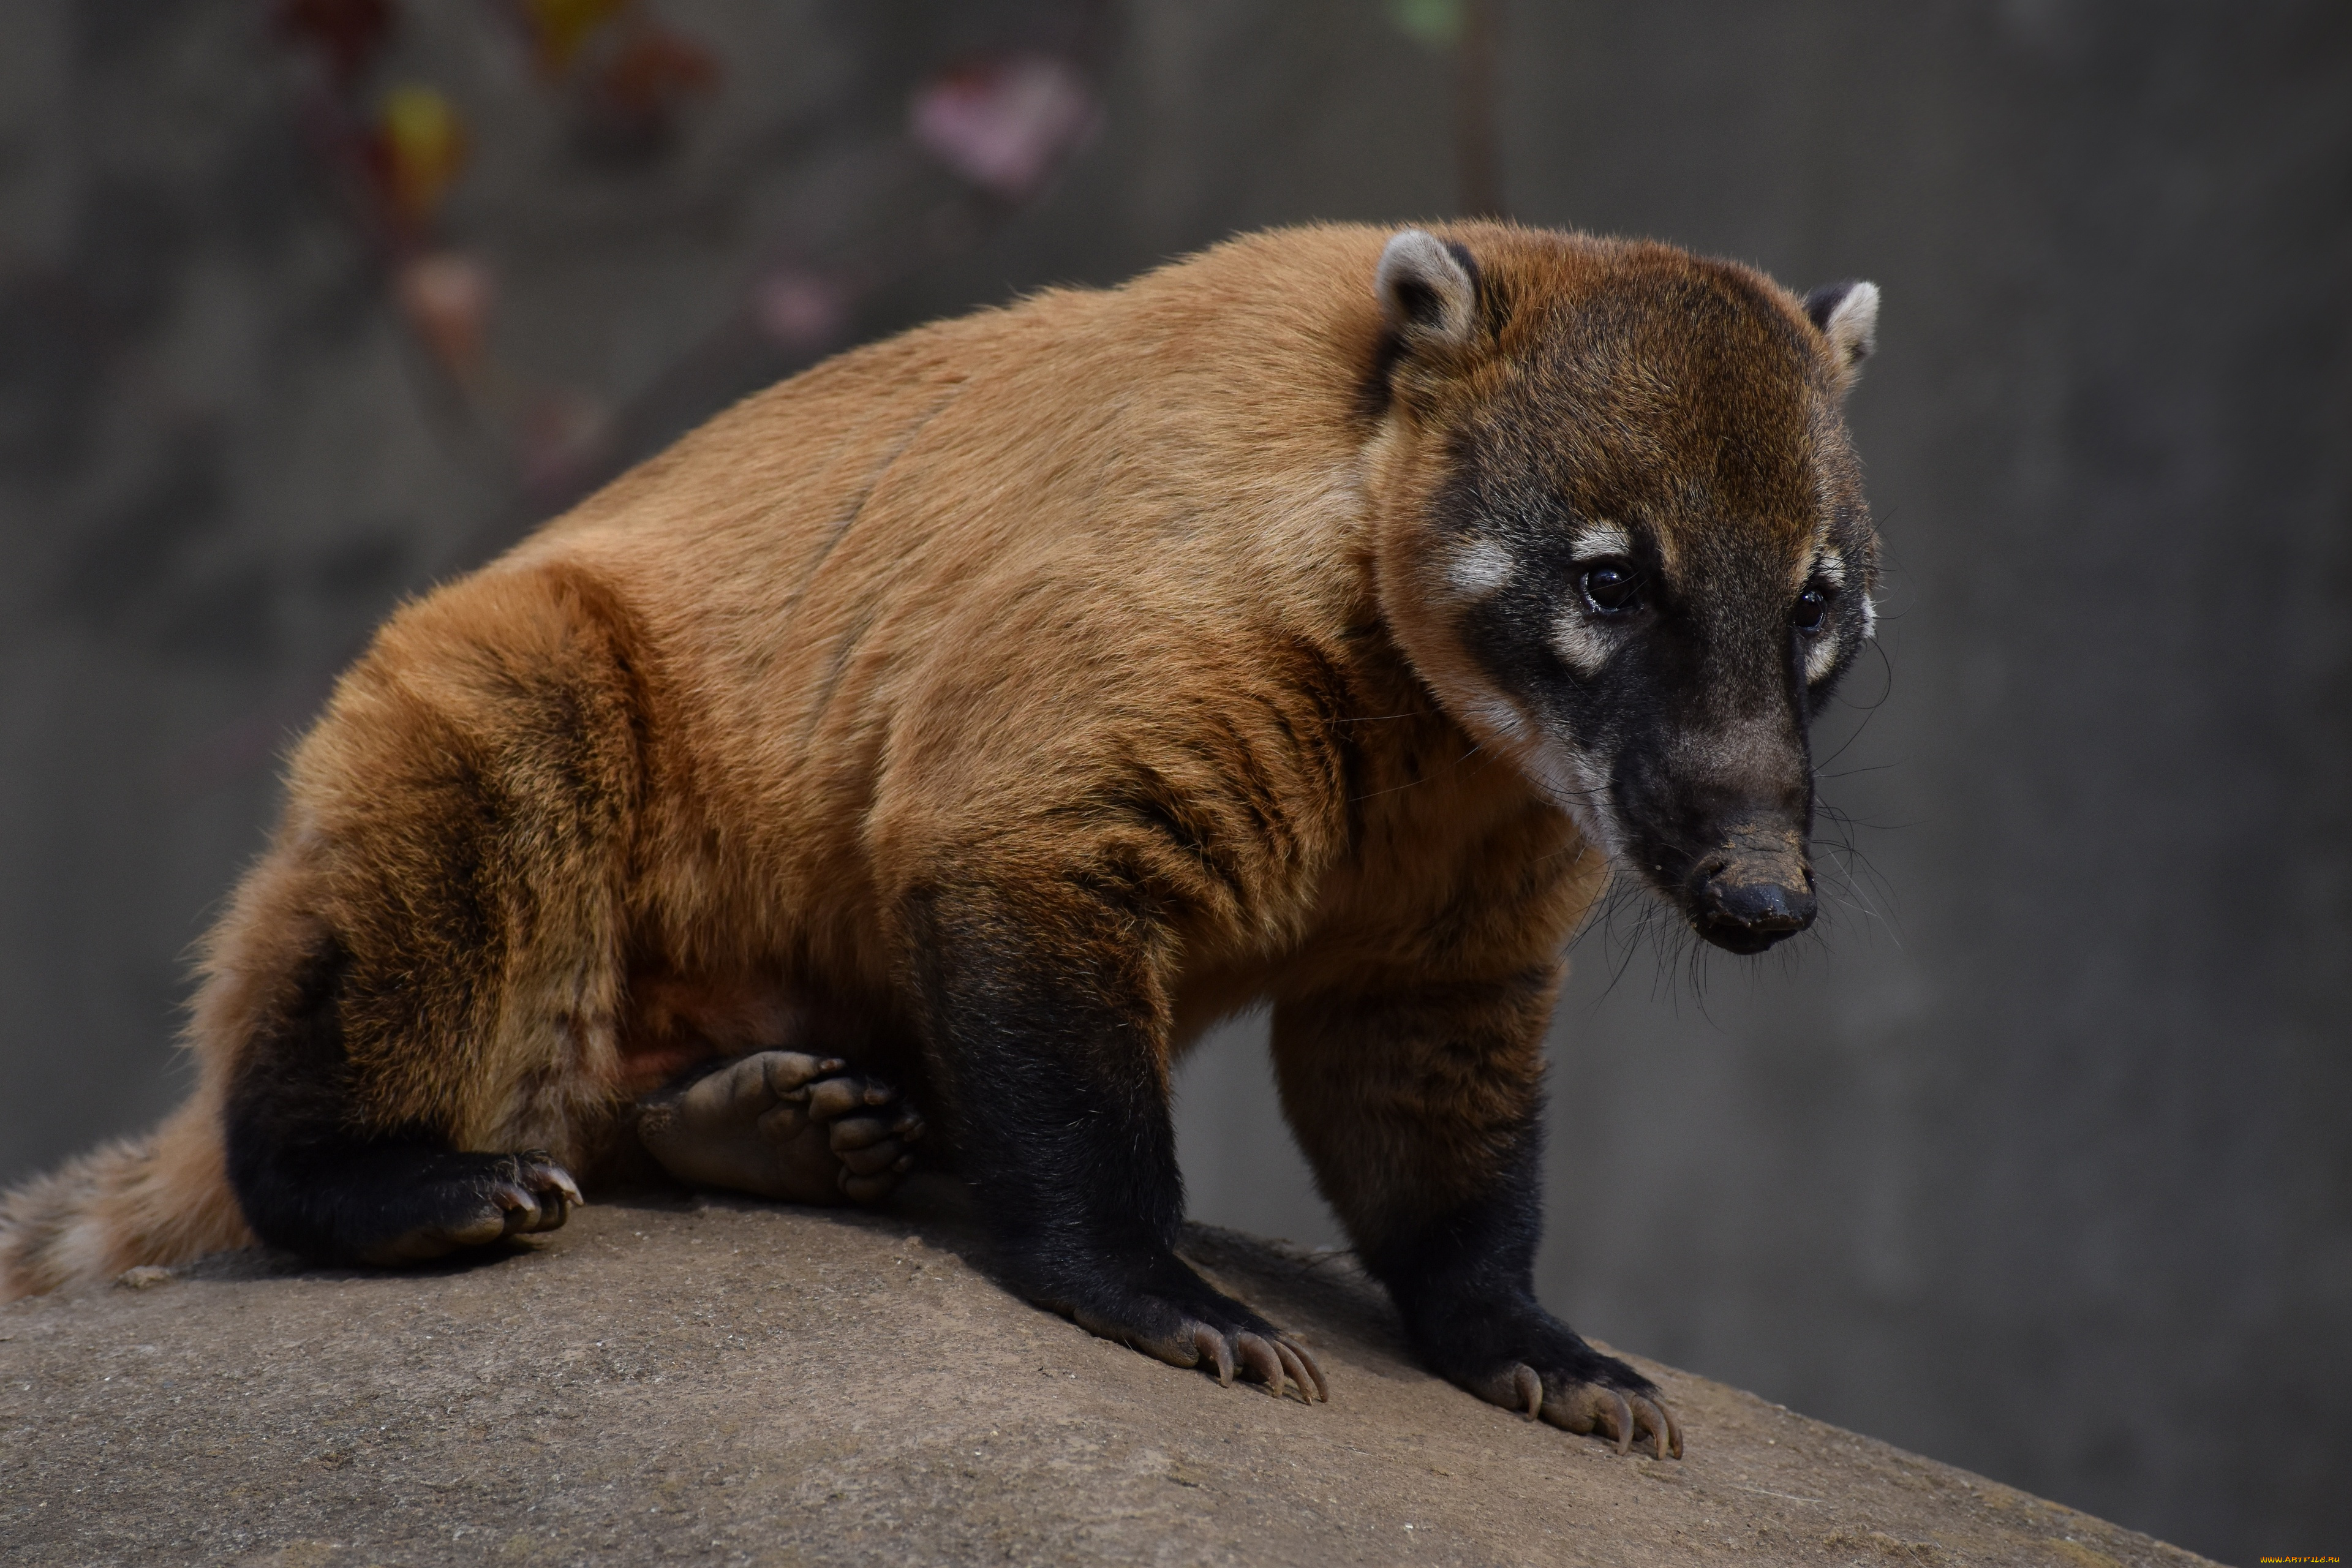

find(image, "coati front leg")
[636,1051,924,1205]
[909,878,1326,1403]
[1272,973,1682,1458]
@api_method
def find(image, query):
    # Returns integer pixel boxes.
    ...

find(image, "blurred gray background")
[3,2,2345,1562]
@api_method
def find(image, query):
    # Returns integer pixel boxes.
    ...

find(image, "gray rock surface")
[1,1188,2211,1567]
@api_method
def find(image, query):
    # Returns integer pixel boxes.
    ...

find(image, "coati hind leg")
[908,878,1326,1404]
[636,1052,924,1204]
[215,926,587,1267]
[205,564,641,1268]
[1272,973,1682,1458]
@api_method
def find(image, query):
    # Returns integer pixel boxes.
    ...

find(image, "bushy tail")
[0,1093,252,1300]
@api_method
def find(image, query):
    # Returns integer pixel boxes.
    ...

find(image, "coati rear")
[1,223,1883,1459]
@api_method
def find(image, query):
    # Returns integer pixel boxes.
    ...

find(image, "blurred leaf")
[575,22,720,157]
[909,57,1098,200]
[276,0,394,87]
[374,85,469,230]
[394,251,491,379]
[752,267,849,352]
[518,388,612,499]
[1386,0,1464,48]
[522,0,633,77]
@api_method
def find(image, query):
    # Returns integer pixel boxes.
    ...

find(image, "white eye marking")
[1814,551,1847,590]
[1447,538,1516,598]
[1803,628,1842,685]
[1551,605,1610,677]
[1569,522,1631,564]
[1861,591,1878,640]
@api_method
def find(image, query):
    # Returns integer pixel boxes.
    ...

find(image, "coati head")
[1368,225,1881,956]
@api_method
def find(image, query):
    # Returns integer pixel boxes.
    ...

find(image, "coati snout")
[1614,701,1828,957]
[1376,232,1880,957]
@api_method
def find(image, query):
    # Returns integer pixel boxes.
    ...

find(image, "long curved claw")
[1234,1333,1289,1397]
[1268,1340,1312,1402]
[1628,1395,1682,1460]
[487,1183,541,1233]
[1275,1339,1329,1403]
[1607,1390,1636,1455]
[1627,1395,1664,1460]
[1194,1324,1237,1387]
[490,1154,578,1236]
[1471,1361,1542,1418]
[1542,1382,1619,1441]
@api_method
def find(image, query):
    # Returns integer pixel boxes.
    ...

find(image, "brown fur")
[2,223,1861,1324]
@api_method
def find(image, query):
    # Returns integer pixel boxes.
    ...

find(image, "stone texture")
[1,1192,2212,1568]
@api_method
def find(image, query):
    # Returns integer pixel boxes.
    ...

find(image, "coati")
[0,222,1882,1461]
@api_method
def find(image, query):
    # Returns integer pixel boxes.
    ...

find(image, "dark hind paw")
[636,1050,924,1205]
[1041,1253,1327,1405]
[349,1150,582,1266]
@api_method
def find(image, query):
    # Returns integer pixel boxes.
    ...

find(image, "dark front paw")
[1472,1359,1681,1459]
[1029,1251,1327,1404]
[1438,1305,1682,1459]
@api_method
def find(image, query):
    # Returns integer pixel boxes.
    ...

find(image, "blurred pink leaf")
[519,388,612,497]
[753,267,850,352]
[909,56,1097,200]
[396,251,492,380]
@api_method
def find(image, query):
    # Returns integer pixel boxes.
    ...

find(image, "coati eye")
[1581,561,1642,616]
[1792,584,1833,635]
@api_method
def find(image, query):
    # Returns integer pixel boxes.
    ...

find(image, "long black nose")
[1689,854,1817,955]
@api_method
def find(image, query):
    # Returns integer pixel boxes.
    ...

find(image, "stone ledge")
[0,1182,2212,1567]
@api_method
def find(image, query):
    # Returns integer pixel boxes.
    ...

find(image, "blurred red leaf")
[277,0,393,88]
[592,25,720,123]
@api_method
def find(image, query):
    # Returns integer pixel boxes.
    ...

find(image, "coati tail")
[0,1095,252,1300]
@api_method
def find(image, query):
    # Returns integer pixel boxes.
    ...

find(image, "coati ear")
[1803,279,1880,387]
[1376,228,1482,358]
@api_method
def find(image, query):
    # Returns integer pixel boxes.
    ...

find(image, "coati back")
[1,223,1882,1458]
